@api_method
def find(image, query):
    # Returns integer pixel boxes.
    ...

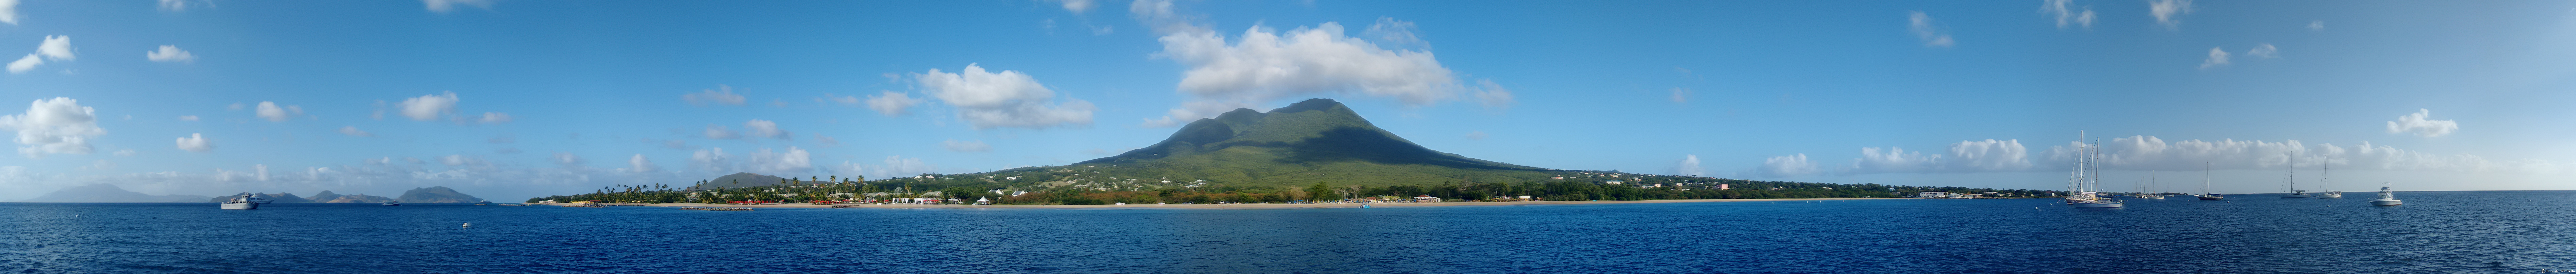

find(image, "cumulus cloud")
[1846,139,2034,174]
[2307,20,2324,31]
[158,0,188,12]
[1908,11,1955,48]
[2040,0,2097,29]
[1750,154,1821,177]
[35,35,71,61]
[864,91,925,116]
[914,64,1096,129]
[338,126,373,137]
[477,112,512,124]
[747,147,813,174]
[625,154,658,173]
[551,152,584,168]
[743,119,789,139]
[0,98,104,158]
[684,85,748,106]
[2149,0,2192,28]
[941,139,992,153]
[2385,109,2458,137]
[2246,43,2279,59]
[254,102,302,122]
[146,45,195,63]
[7,36,73,74]
[424,0,491,13]
[2044,135,2558,174]
[690,147,732,172]
[175,133,213,152]
[0,0,18,25]
[834,156,940,179]
[1142,17,1498,126]
[1047,0,1094,14]
[396,92,458,121]
[702,125,740,139]
[1674,155,1705,177]
[2197,47,2230,69]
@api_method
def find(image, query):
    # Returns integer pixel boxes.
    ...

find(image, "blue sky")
[1,0,2570,200]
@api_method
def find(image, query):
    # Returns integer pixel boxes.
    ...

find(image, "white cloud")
[835,156,940,179]
[2197,47,2230,69]
[423,0,491,13]
[2307,20,2324,31]
[2149,0,2192,28]
[112,149,134,156]
[551,152,584,168]
[438,155,481,166]
[2246,43,2279,59]
[1947,139,2033,171]
[35,35,71,61]
[863,91,925,116]
[396,92,458,121]
[1908,11,1955,48]
[743,119,789,139]
[941,139,992,153]
[175,133,213,152]
[1047,0,1094,14]
[1143,18,1496,126]
[2043,135,2558,174]
[1852,146,1941,173]
[684,85,747,106]
[1669,87,1690,104]
[702,125,739,139]
[2040,0,2097,29]
[747,147,813,174]
[158,0,188,11]
[254,102,300,122]
[1751,154,1821,177]
[146,45,194,63]
[690,147,732,172]
[1465,131,1487,140]
[0,0,18,25]
[0,98,104,158]
[254,164,270,181]
[914,64,1096,129]
[1675,155,1705,177]
[338,126,373,137]
[476,112,512,124]
[625,154,658,173]
[2385,109,2458,137]
[6,54,37,73]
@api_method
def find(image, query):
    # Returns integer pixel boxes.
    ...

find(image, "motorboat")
[221,193,259,210]
[2367,183,2402,206]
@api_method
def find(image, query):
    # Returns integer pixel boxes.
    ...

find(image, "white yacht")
[2314,165,2342,198]
[221,193,259,210]
[2063,132,2123,208]
[2281,152,2312,198]
[2368,182,2402,206]
[2197,163,2224,200]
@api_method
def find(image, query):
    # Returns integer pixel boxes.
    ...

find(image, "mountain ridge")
[1041,98,1553,187]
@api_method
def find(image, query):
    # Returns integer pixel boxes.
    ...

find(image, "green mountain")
[1057,98,1554,187]
[395,186,485,203]
[18,184,211,202]
[689,172,819,190]
[308,191,397,203]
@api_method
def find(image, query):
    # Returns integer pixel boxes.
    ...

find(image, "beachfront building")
[1412,195,1441,202]
[1916,192,1952,198]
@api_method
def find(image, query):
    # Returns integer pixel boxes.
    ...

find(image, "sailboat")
[2280,152,2311,198]
[2367,182,2402,206]
[2198,162,2225,200]
[2065,132,2124,208]
[2140,175,2166,199]
[2314,164,2343,198]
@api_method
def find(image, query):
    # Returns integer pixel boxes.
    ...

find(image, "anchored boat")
[2367,183,2403,206]
[220,193,260,210]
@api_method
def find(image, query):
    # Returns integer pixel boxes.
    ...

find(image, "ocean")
[3,190,2570,273]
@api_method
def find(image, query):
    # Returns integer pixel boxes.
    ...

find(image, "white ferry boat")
[221,194,260,210]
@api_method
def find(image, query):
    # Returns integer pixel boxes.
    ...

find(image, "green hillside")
[1063,98,1552,187]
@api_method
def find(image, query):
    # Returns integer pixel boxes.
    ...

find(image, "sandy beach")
[628,197,1914,209]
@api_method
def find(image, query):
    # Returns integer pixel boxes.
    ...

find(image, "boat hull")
[2198,196,2224,200]
[2316,193,2342,198]
[220,202,257,210]
[2070,201,2124,208]
[2369,199,2402,206]
[2279,194,2311,198]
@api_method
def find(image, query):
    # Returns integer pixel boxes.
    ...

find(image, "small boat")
[2197,163,2224,200]
[2367,183,2402,206]
[474,201,491,205]
[2064,132,2123,209]
[221,193,259,210]
[2280,190,2312,198]
[2281,152,2312,198]
[382,202,401,206]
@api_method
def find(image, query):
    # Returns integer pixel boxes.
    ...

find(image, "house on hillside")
[1412,195,1441,202]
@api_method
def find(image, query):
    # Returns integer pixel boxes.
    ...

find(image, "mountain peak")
[1073,98,1538,186]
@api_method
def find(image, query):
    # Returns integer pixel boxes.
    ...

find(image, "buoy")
[462,222,472,228]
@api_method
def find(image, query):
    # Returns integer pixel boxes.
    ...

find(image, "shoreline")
[626,197,1921,209]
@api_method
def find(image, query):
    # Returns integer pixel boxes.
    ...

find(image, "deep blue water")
[2,190,2571,273]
